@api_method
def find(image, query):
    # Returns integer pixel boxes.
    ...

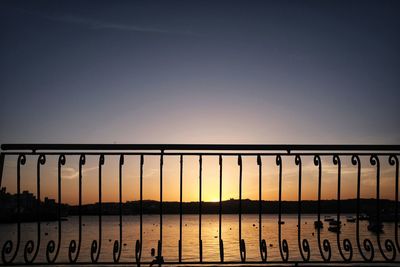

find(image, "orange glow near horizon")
[1,154,397,205]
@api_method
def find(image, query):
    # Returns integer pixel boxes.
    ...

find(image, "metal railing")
[0,144,399,266]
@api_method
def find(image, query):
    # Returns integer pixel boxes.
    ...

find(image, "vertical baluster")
[199,155,203,262]
[257,155,267,262]
[24,155,45,263]
[388,155,399,253]
[0,153,4,191]
[135,155,144,266]
[46,154,65,263]
[178,155,183,263]
[113,155,124,262]
[333,155,352,261]
[295,155,310,261]
[156,152,164,265]
[91,154,104,263]
[352,155,374,261]
[238,155,246,262]
[314,155,331,261]
[68,154,85,263]
[77,154,85,260]
[276,155,289,261]
[2,154,25,264]
[370,155,396,261]
[218,155,224,262]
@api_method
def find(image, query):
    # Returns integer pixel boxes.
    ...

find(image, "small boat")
[346,216,356,223]
[368,221,383,233]
[358,213,369,221]
[329,220,341,226]
[314,220,323,229]
[324,216,334,222]
[278,221,285,225]
[328,226,340,233]
[381,212,396,222]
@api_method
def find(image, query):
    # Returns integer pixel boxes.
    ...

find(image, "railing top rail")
[1,143,400,152]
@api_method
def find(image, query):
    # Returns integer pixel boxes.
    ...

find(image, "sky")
[0,0,399,203]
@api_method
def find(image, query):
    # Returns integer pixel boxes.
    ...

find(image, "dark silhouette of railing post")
[218,155,224,263]
[257,155,267,262]
[314,155,332,261]
[238,155,246,262]
[178,155,183,263]
[135,154,144,266]
[112,154,124,263]
[199,155,203,263]
[371,155,396,261]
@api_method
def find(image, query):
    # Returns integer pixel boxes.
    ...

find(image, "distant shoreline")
[1,199,397,223]
[68,198,396,216]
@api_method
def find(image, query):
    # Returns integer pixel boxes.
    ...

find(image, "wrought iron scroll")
[333,155,353,262]
[24,154,45,263]
[352,155,374,261]
[314,155,331,261]
[0,145,399,265]
[2,154,25,264]
[276,155,289,262]
[388,155,399,253]
[46,154,65,263]
[295,155,310,261]
[370,155,396,261]
[68,154,85,263]
[90,154,104,263]
[113,155,124,262]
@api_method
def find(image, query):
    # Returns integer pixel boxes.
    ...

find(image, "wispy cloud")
[47,14,188,35]
[10,7,196,36]
[61,166,98,180]
[143,168,158,178]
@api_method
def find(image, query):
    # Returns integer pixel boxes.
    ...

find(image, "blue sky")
[1,0,399,144]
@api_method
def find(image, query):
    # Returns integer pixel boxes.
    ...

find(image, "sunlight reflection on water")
[0,214,397,263]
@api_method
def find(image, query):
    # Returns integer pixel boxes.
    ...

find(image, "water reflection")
[0,214,397,263]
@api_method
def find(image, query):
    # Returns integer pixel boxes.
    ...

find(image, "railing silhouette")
[0,144,399,265]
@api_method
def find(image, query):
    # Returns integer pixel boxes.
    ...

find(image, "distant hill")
[68,198,396,216]
[1,187,396,223]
